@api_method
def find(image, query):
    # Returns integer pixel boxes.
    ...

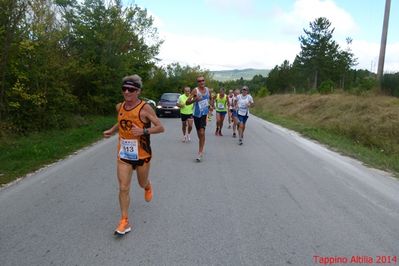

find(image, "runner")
[185,76,211,162]
[103,74,165,236]
[207,88,215,122]
[177,86,194,142]
[227,89,234,129]
[235,86,254,145]
[231,88,240,138]
[214,87,228,136]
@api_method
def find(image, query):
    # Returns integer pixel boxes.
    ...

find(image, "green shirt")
[178,94,193,115]
[215,94,227,112]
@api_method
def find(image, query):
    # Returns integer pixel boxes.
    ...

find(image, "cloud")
[351,40,399,72]
[276,0,358,38]
[157,32,299,70]
[157,29,399,73]
[150,0,398,73]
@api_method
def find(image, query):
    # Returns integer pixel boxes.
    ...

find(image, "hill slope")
[211,68,269,81]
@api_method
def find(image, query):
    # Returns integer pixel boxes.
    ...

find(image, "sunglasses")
[122,86,139,93]
[197,79,205,82]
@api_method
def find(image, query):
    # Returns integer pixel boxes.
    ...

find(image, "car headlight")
[173,106,179,109]
[156,105,162,109]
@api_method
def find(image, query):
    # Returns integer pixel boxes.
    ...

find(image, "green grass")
[252,109,399,177]
[0,116,116,185]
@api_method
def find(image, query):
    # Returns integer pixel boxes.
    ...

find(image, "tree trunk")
[313,70,318,89]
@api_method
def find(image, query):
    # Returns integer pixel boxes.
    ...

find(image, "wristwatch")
[143,128,149,135]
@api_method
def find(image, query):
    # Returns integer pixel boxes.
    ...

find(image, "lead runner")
[103,74,164,236]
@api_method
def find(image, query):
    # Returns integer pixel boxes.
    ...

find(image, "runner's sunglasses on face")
[122,80,141,92]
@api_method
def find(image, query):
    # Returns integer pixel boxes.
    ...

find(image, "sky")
[131,0,399,72]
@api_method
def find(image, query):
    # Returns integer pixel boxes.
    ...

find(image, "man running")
[103,74,165,236]
[235,86,254,145]
[186,76,211,162]
[214,87,228,136]
[207,88,215,122]
[177,86,194,142]
[231,88,240,138]
[227,89,234,129]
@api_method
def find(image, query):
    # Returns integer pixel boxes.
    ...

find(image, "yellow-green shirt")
[215,93,227,112]
[178,94,193,115]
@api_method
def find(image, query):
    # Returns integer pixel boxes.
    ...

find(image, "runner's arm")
[103,103,121,138]
[185,88,198,105]
[132,104,165,136]
[248,96,254,107]
[177,96,185,108]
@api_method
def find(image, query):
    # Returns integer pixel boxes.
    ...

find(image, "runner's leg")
[117,160,133,219]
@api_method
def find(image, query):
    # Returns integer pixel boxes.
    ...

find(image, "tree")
[0,0,29,121]
[296,17,339,89]
[266,62,291,94]
[144,63,213,100]
[59,0,162,113]
[1,0,163,133]
[295,17,357,91]
[335,38,357,89]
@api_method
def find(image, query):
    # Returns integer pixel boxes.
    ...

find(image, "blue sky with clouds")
[132,0,398,72]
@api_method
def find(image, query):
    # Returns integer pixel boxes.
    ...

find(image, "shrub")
[382,73,399,97]
[359,76,377,91]
[319,80,335,94]
[256,86,269,97]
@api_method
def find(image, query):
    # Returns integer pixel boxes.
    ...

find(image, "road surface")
[1,115,398,265]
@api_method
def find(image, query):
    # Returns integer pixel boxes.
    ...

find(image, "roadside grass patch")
[0,116,115,185]
[252,93,399,176]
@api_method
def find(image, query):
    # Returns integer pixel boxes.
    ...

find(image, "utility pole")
[377,0,391,84]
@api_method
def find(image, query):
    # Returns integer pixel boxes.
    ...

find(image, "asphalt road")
[1,114,398,266]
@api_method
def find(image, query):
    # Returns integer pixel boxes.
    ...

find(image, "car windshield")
[161,93,180,102]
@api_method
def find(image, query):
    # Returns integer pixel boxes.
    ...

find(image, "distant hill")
[211,68,270,81]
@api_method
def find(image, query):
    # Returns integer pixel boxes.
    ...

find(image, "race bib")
[198,99,208,111]
[119,139,139,161]
[217,102,225,109]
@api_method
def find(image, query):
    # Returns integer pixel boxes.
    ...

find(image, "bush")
[359,76,377,91]
[382,73,399,97]
[256,87,269,97]
[319,80,335,94]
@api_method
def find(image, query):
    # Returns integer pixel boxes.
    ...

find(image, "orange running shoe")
[144,182,153,202]
[114,218,131,236]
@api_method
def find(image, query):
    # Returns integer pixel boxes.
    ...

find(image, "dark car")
[156,93,181,117]
[140,97,156,111]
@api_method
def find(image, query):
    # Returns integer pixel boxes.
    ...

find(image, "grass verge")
[0,116,116,186]
[252,107,399,177]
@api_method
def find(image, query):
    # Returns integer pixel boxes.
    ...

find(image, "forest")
[1,0,398,135]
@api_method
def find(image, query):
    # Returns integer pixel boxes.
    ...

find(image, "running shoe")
[182,135,187,142]
[219,130,223,136]
[233,132,236,138]
[238,139,243,145]
[187,135,191,142]
[114,218,131,236]
[144,182,153,202]
[196,153,203,162]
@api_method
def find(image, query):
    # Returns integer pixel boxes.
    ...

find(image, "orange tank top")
[117,100,151,161]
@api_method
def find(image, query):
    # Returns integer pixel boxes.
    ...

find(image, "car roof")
[161,93,180,96]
